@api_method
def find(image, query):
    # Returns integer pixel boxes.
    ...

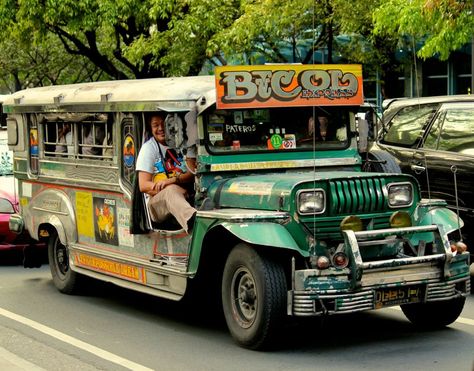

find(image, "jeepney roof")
[3,75,216,113]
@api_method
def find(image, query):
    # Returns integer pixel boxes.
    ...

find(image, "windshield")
[204,106,352,154]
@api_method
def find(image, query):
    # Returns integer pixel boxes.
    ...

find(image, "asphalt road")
[0,261,473,371]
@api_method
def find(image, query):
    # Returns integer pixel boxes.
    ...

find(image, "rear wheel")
[48,232,82,294]
[401,297,466,328]
[222,243,287,349]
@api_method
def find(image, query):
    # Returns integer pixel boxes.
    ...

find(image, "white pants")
[147,184,196,233]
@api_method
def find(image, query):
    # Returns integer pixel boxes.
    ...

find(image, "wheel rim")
[54,238,69,278]
[231,267,257,328]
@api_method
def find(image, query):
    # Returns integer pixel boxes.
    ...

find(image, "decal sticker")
[123,134,135,168]
[75,253,140,281]
[29,128,38,156]
[118,207,134,247]
[93,197,119,246]
[228,181,274,196]
[76,192,94,238]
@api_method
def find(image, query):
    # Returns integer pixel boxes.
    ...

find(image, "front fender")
[220,221,304,254]
[410,199,464,245]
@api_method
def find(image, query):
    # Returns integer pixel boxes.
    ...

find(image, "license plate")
[375,286,425,309]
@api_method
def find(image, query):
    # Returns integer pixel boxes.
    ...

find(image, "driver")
[136,112,196,233]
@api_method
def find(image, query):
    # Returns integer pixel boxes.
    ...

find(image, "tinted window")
[382,104,438,147]
[437,108,474,154]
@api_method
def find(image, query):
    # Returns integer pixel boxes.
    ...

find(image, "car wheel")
[48,232,82,294]
[222,243,287,349]
[401,297,465,328]
[364,150,401,173]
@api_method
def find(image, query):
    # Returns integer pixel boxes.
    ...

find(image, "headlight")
[297,189,325,214]
[387,182,413,207]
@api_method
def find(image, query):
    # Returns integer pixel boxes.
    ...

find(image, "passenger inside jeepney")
[298,112,347,144]
[136,112,196,233]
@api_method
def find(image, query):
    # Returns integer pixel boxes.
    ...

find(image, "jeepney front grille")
[302,214,391,239]
[329,178,388,215]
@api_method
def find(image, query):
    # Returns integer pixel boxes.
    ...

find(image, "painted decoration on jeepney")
[76,191,94,238]
[29,128,38,156]
[123,134,135,168]
[118,207,134,247]
[93,197,119,246]
[215,64,363,109]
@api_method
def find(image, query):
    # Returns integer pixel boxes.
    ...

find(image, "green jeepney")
[6,64,470,349]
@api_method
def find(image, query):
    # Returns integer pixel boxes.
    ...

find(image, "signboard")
[215,64,363,109]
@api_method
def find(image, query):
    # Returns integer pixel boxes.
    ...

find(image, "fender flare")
[219,221,305,255]
[410,203,464,245]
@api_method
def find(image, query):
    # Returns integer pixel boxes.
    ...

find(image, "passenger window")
[382,104,437,147]
[42,113,113,161]
[437,108,474,154]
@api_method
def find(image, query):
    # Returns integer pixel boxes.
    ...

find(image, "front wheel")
[222,243,287,349]
[401,297,466,328]
[48,232,83,294]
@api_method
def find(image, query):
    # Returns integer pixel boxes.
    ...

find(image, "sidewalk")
[0,347,46,371]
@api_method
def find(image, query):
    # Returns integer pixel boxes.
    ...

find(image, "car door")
[378,103,438,175]
[414,103,474,229]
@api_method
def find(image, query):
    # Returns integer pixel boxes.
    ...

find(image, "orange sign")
[215,64,363,109]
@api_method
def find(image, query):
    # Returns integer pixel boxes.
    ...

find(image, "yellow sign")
[215,64,364,109]
[76,192,94,238]
[75,253,140,281]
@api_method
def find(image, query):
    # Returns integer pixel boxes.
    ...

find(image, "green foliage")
[373,0,474,60]
[0,0,470,92]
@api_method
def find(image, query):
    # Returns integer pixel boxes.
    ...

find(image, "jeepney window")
[42,114,113,161]
[204,107,350,153]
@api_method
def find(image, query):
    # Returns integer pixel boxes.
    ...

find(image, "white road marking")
[387,306,474,326]
[0,307,153,371]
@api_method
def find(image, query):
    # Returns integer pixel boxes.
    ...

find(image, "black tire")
[364,150,401,173]
[221,243,287,349]
[401,297,466,328]
[48,232,82,294]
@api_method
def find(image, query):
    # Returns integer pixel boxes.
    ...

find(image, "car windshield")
[0,130,13,176]
[203,106,351,154]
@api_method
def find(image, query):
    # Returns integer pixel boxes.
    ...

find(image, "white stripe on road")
[0,307,153,371]
[387,306,474,326]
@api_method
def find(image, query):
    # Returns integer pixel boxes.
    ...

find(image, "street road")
[0,262,473,371]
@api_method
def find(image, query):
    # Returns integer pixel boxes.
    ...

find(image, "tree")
[0,34,108,93]
[372,0,474,61]
[0,0,241,81]
[208,0,337,65]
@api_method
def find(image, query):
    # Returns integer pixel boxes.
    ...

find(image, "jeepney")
[6,64,470,349]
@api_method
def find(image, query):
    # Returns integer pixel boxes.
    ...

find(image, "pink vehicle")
[0,130,46,265]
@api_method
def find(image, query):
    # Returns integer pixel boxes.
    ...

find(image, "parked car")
[369,95,474,279]
[0,128,46,266]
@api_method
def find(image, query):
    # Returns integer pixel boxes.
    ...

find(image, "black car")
[369,95,474,278]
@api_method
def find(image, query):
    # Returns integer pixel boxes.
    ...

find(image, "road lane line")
[0,307,153,371]
[387,306,474,326]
